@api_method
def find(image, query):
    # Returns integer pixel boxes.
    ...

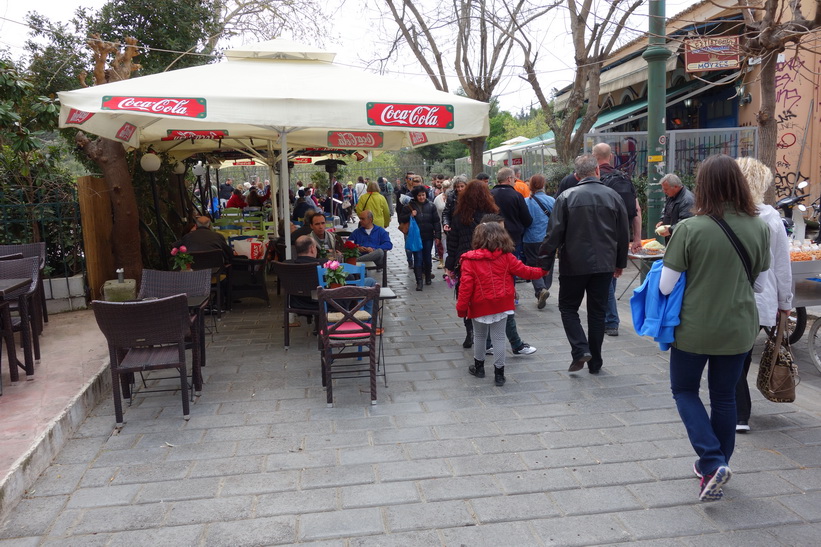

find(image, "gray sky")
[1,0,701,113]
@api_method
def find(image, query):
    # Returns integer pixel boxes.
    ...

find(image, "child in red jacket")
[456,222,547,385]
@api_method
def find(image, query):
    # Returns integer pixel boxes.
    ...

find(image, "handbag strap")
[532,194,550,216]
[709,215,754,286]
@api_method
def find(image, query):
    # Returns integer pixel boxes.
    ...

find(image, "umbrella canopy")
[57,39,489,157]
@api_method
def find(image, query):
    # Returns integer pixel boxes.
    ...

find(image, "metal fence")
[0,186,84,280]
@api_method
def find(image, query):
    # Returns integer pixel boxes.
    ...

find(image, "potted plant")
[341,240,360,265]
[322,260,348,288]
[170,246,194,270]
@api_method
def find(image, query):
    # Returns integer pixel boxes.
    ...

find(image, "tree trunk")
[76,132,143,283]
[464,137,486,178]
[758,52,778,204]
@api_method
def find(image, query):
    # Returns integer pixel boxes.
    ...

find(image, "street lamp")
[140,151,168,269]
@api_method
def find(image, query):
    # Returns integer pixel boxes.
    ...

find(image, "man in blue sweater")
[347,210,393,267]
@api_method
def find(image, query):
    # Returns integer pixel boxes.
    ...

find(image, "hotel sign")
[685,36,739,72]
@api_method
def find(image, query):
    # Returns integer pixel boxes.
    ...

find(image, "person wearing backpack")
[523,174,555,309]
[592,143,643,336]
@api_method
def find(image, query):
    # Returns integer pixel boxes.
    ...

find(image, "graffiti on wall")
[774,54,815,199]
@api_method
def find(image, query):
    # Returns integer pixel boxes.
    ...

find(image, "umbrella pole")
[280,132,291,260]
[267,141,279,237]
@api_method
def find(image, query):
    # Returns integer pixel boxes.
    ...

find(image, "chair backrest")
[0,257,40,298]
[262,221,277,233]
[270,261,320,298]
[189,250,227,272]
[138,269,211,299]
[0,243,45,269]
[92,294,190,350]
[316,263,365,288]
[0,253,24,261]
[241,230,266,238]
[317,285,379,340]
[222,207,242,217]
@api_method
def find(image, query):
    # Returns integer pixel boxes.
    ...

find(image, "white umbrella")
[57,39,490,257]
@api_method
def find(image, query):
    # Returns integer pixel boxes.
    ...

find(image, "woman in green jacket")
[355,181,391,228]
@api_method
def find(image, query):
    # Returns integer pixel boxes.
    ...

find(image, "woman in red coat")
[456,222,546,386]
[225,188,247,209]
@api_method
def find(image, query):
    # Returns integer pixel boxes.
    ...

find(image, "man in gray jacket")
[539,154,628,374]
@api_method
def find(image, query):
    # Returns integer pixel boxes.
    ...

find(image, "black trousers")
[558,272,612,368]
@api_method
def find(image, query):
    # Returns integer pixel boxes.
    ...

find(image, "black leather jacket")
[398,200,441,241]
[538,178,628,276]
[661,186,695,230]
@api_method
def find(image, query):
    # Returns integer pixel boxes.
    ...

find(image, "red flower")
[344,240,357,249]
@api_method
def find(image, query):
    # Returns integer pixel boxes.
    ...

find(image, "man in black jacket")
[174,216,233,263]
[491,167,532,259]
[656,173,694,240]
[539,154,628,374]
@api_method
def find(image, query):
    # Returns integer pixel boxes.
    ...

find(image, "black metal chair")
[0,257,41,378]
[92,294,192,427]
[189,250,231,319]
[270,261,321,350]
[316,284,381,407]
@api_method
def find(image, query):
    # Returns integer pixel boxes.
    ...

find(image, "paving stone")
[106,524,205,546]
[745,492,819,524]
[66,484,142,508]
[299,507,384,541]
[301,464,376,489]
[190,455,265,478]
[348,530,440,547]
[551,484,644,515]
[569,461,655,487]
[377,459,452,483]
[72,503,169,534]
[519,447,597,469]
[204,516,296,546]
[28,464,88,497]
[470,492,560,522]
[219,471,299,497]
[39,533,110,547]
[618,507,719,540]
[110,461,192,485]
[384,500,474,532]
[403,439,477,460]
[266,450,338,472]
[136,477,223,503]
[0,496,69,539]
[0,538,45,547]
[256,488,338,517]
[438,521,542,546]
[496,468,580,494]
[529,514,631,545]
[417,475,503,502]
[165,496,253,526]
[338,445,407,465]
[341,481,420,508]
[448,453,529,476]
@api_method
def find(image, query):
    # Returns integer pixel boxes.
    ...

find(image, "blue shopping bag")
[405,217,422,252]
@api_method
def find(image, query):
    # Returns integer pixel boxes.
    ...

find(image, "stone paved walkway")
[1,224,820,546]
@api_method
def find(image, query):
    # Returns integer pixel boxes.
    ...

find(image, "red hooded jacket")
[456,248,545,319]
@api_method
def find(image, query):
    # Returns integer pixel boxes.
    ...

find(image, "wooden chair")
[270,261,320,350]
[316,285,381,406]
[92,294,192,427]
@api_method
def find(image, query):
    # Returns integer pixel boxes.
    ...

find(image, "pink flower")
[323,260,333,268]
[170,247,179,256]
[329,260,340,270]
[179,246,187,253]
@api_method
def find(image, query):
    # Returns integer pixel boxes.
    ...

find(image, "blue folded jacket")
[630,260,686,351]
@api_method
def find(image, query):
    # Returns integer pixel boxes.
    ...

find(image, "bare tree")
[739,0,821,201]
[517,0,645,163]
[382,0,554,176]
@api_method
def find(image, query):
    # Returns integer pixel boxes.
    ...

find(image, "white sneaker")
[512,343,537,355]
[485,346,494,355]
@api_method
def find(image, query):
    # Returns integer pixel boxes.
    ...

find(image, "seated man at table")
[307,211,338,260]
[290,209,317,245]
[288,235,377,317]
[347,210,393,267]
[174,216,232,263]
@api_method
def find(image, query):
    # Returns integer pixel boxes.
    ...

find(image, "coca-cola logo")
[367,103,454,129]
[115,122,137,142]
[327,131,383,148]
[66,108,94,125]
[292,158,313,164]
[102,96,207,118]
[409,132,428,145]
[161,130,228,141]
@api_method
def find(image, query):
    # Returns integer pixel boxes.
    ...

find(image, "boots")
[425,265,433,285]
[494,366,506,386]
[462,320,473,349]
[469,359,485,378]
[414,266,423,291]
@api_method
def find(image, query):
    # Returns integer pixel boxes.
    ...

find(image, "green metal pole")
[642,0,669,240]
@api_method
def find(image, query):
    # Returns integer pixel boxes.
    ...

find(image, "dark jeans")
[735,348,754,422]
[670,348,746,476]
[558,272,611,367]
[523,242,553,295]
[411,239,434,274]
[605,276,619,329]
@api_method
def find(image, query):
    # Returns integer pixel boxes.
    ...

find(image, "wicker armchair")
[270,261,320,350]
[0,243,48,326]
[316,284,381,407]
[92,294,192,427]
[139,269,210,375]
[189,250,231,318]
[0,256,41,379]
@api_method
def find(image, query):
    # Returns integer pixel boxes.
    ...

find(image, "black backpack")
[600,170,637,219]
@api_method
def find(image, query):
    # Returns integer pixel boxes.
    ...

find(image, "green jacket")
[355,192,391,227]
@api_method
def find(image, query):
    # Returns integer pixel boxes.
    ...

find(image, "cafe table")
[0,277,33,386]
